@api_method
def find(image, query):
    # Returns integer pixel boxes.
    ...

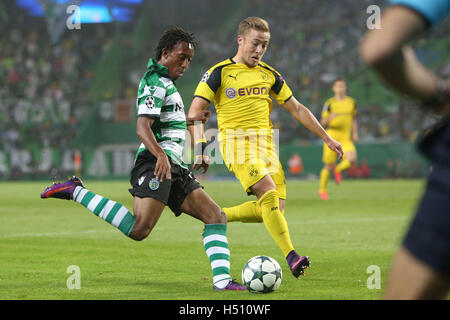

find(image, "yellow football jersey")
[193,58,293,134]
[321,96,357,140]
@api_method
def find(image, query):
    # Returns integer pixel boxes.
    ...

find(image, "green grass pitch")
[0,179,426,300]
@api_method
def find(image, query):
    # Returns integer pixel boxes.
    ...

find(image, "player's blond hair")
[238,17,270,36]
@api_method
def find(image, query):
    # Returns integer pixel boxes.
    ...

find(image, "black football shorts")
[403,121,450,277]
[128,150,202,216]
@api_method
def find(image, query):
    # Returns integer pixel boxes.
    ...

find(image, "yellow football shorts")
[322,139,356,164]
[219,133,286,199]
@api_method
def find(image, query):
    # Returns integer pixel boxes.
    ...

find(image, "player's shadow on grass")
[109,278,212,298]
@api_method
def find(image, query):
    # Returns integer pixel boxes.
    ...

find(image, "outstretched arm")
[352,118,359,142]
[282,96,343,160]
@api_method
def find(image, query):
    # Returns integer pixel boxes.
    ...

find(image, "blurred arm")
[320,112,339,127]
[320,114,329,127]
[359,6,442,103]
[352,118,359,142]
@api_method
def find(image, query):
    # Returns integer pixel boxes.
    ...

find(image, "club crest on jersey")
[225,87,237,99]
[149,178,160,190]
[248,165,259,177]
[260,71,269,81]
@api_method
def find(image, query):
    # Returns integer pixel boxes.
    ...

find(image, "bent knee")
[279,199,286,212]
[202,207,227,225]
[129,225,151,241]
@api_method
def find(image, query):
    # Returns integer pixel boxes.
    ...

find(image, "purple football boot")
[213,279,246,291]
[287,250,311,278]
[40,176,84,200]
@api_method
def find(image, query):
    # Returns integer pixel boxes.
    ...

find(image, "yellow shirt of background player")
[321,96,357,141]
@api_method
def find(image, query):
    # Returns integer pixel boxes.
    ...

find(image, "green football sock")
[203,224,232,288]
[73,186,135,237]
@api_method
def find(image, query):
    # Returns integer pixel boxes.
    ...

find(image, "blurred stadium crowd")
[0,3,103,153]
[0,0,449,178]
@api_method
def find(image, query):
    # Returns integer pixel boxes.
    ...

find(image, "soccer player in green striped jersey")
[41,27,245,291]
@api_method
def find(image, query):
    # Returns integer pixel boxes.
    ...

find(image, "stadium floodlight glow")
[16,0,43,16]
[15,0,142,22]
[71,5,132,23]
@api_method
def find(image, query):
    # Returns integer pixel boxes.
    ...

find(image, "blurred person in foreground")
[188,17,343,279]
[40,27,246,291]
[360,0,450,299]
[318,78,359,200]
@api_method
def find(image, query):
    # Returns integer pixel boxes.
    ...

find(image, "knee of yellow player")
[278,198,286,213]
[258,189,280,212]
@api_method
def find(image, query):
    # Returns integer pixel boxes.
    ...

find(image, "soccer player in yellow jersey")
[318,78,359,200]
[188,17,343,278]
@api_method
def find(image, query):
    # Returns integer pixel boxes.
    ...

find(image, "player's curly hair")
[155,26,197,61]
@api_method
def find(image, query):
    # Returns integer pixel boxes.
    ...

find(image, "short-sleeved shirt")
[135,58,187,168]
[389,0,450,26]
[321,96,357,141]
[193,58,293,135]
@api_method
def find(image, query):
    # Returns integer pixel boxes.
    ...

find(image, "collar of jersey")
[147,58,170,78]
[229,57,263,69]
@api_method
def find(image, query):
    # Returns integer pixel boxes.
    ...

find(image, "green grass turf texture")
[0,179,426,300]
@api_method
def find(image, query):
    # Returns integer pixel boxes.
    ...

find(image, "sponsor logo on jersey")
[138,176,145,186]
[174,102,183,112]
[248,165,259,177]
[238,87,269,96]
[225,87,237,99]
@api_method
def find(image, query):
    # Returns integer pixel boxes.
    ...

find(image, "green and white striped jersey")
[135,58,187,168]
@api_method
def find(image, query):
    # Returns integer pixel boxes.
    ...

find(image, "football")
[242,255,282,293]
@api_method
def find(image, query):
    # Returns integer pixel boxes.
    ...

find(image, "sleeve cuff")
[194,95,211,104]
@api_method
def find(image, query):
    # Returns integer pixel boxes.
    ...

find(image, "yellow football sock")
[319,168,331,192]
[223,201,262,223]
[258,190,294,257]
[336,159,351,172]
